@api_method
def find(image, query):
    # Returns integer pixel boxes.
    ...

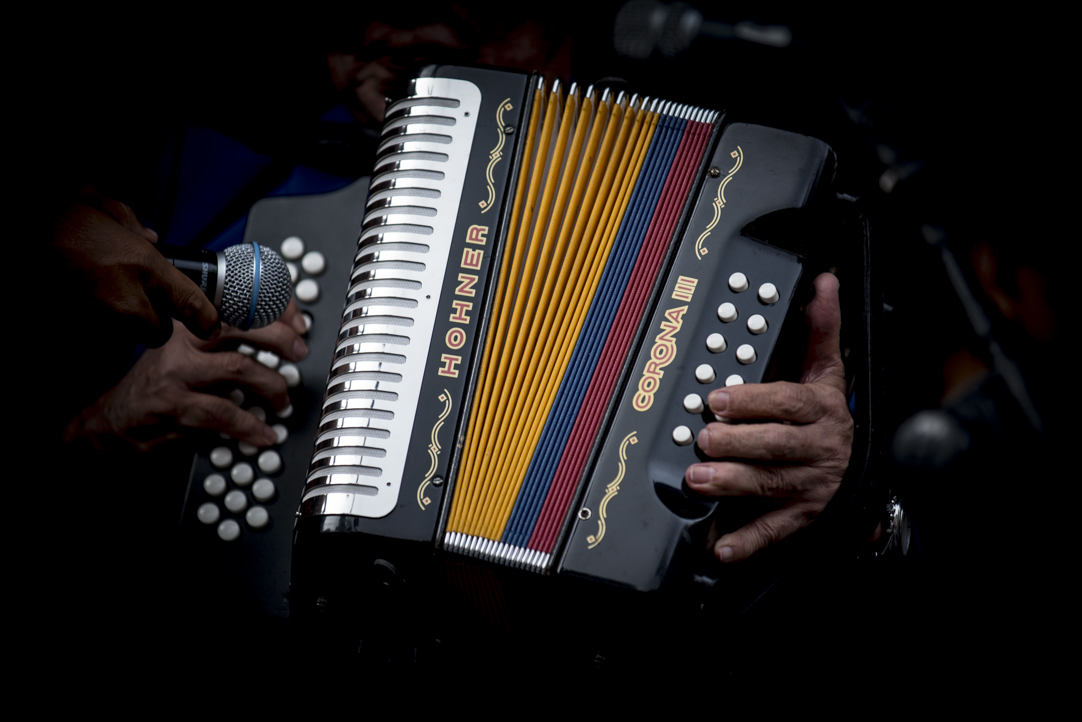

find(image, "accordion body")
[293,65,865,598]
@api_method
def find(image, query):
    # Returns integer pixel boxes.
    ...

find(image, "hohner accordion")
[292,64,875,601]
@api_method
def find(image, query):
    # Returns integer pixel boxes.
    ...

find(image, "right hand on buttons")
[62,315,304,452]
[49,187,220,348]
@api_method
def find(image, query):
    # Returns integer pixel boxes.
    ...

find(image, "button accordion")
[292,64,874,603]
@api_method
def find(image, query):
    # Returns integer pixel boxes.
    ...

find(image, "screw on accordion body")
[293,64,856,594]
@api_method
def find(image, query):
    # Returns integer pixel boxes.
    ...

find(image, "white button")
[758,283,779,304]
[220,432,231,440]
[203,473,227,497]
[229,389,244,406]
[683,393,704,414]
[256,350,280,369]
[302,313,313,332]
[279,363,301,388]
[210,446,233,469]
[695,364,716,384]
[281,236,305,260]
[286,262,299,285]
[725,374,745,386]
[277,404,294,419]
[717,302,737,323]
[706,333,727,353]
[272,424,289,444]
[736,344,757,365]
[249,406,267,423]
[728,272,749,292]
[217,519,241,541]
[301,251,326,275]
[245,506,270,530]
[237,343,256,356]
[197,502,220,525]
[238,441,258,457]
[672,425,694,446]
[252,478,276,502]
[747,314,768,334]
[224,489,248,513]
[231,462,254,486]
[296,279,320,303]
[258,450,283,475]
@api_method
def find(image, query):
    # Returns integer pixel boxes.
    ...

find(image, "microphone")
[157,243,293,331]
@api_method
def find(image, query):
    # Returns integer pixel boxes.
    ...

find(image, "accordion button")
[683,393,705,414]
[279,363,301,388]
[210,446,233,469]
[252,478,276,503]
[717,302,738,323]
[725,374,745,386]
[203,474,227,497]
[728,272,749,293]
[747,314,768,334]
[276,404,294,420]
[245,506,269,530]
[287,262,299,285]
[249,406,267,423]
[736,344,757,364]
[238,441,258,457]
[224,490,248,514]
[302,313,313,333]
[237,343,256,356]
[217,519,241,542]
[673,425,695,446]
[706,333,727,353]
[281,236,305,260]
[258,450,283,475]
[256,351,280,370]
[758,283,780,304]
[271,424,289,444]
[695,364,716,384]
[229,389,245,406]
[296,279,320,303]
[231,463,254,487]
[196,502,220,525]
[301,251,326,275]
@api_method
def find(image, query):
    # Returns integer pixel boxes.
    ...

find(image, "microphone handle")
[156,245,226,308]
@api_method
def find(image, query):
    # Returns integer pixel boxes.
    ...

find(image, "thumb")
[800,272,845,393]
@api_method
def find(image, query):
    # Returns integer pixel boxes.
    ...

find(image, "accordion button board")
[291,65,843,599]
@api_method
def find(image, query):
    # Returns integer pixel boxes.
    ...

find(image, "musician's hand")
[684,273,852,563]
[62,311,305,452]
[49,188,220,348]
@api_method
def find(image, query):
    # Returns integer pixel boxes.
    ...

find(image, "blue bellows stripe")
[245,243,261,331]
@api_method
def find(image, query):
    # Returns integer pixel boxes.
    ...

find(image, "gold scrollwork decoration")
[417,390,453,510]
[479,99,513,213]
[586,432,638,549]
[694,147,743,260]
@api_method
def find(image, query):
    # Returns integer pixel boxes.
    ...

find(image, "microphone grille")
[221,243,293,329]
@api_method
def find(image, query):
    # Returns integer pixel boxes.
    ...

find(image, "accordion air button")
[238,441,258,457]
[736,344,757,365]
[717,302,737,323]
[296,279,320,303]
[224,489,248,514]
[272,424,289,444]
[287,262,299,285]
[281,236,305,260]
[728,272,749,293]
[725,374,745,386]
[231,462,254,487]
[256,351,280,370]
[203,474,226,497]
[301,251,326,275]
[197,502,220,525]
[252,478,276,503]
[279,363,301,388]
[706,333,727,353]
[673,425,695,446]
[245,506,269,530]
[695,364,716,384]
[217,519,241,542]
[258,450,283,475]
[210,446,233,469]
[747,314,768,334]
[758,283,779,304]
[683,393,705,414]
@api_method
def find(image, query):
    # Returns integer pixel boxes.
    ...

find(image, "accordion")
[291,64,875,605]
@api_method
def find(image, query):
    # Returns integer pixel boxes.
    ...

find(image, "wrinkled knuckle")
[223,353,253,378]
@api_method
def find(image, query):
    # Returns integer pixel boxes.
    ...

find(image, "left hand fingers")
[713,505,819,563]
